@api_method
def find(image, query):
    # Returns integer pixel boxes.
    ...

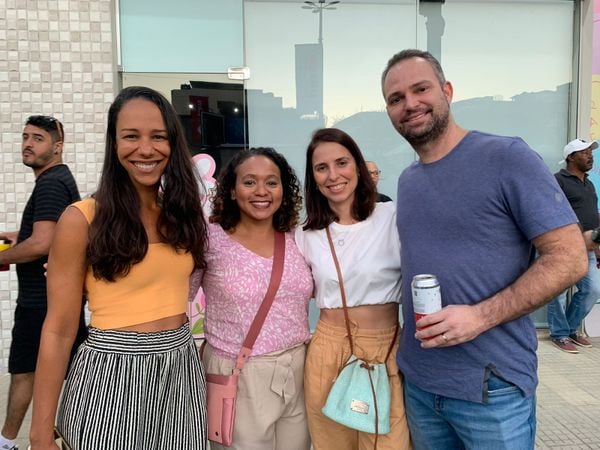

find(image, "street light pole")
[302,0,340,44]
[318,5,323,44]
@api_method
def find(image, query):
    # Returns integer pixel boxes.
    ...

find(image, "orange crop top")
[72,199,194,329]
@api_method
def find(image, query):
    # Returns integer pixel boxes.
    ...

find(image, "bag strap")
[326,225,399,450]
[384,323,399,363]
[325,226,355,355]
[233,231,286,373]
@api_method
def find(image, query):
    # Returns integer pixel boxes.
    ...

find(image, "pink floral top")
[191,223,313,360]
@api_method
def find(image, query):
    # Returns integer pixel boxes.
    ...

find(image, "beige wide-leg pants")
[203,343,310,450]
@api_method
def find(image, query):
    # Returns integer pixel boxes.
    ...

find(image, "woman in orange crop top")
[29,87,209,450]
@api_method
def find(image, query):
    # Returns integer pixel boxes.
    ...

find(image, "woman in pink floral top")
[190,147,313,450]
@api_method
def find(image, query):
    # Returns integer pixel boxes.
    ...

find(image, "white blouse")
[295,202,401,309]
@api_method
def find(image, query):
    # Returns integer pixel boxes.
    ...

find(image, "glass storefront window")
[244,0,418,200]
[419,1,574,171]
[119,0,243,73]
[243,0,575,200]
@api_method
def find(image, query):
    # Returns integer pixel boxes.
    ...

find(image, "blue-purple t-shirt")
[396,131,577,403]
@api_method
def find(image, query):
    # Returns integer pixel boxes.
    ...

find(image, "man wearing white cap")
[548,138,600,353]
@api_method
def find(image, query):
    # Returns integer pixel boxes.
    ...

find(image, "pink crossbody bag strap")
[233,231,286,373]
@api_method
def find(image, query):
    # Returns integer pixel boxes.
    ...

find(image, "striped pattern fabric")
[57,324,207,450]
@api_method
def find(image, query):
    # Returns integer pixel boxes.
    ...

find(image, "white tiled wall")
[0,0,116,372]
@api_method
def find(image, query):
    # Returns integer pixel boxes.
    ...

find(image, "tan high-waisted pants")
[304,320,412,450]
[203,343,310,450]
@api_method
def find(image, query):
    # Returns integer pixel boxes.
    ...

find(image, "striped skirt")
[57,324,207,450]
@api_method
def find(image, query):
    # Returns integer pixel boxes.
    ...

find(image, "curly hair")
[210,147,302,232]
[303,128,376,230]
[88,86,207,281]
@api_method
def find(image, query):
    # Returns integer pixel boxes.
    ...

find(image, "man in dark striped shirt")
[0,116,87,450]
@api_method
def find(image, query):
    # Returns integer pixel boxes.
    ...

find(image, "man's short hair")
[25,115,64,143]
[381,49,446,89]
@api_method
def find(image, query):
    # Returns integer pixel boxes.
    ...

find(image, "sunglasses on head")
[27,115,64,141]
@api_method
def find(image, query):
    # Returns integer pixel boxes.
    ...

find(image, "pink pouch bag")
[204,231,285,447]
[206,372,238,446]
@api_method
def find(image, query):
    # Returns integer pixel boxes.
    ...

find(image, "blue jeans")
[547,251,600,339]
[404,376,536,450]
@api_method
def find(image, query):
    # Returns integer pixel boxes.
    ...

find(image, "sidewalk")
[536,333,600,449]
[1,333,599,449]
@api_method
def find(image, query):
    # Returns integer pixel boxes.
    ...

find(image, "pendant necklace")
[333,217,357,246]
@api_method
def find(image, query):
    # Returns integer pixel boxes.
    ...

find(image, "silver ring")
[442,333,449,342]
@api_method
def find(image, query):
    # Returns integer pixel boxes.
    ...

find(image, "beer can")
[412,274,442,325]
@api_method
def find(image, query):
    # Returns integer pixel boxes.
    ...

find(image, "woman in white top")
[295,128,411,450]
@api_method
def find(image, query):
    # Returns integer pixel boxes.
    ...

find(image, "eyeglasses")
[26,115,64,142]
[368,170,381,176]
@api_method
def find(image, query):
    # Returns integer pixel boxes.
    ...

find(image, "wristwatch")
[591,227,600,244]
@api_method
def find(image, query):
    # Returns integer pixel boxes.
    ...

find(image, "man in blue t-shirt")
[381,49,587,449]
[0,116,87,450]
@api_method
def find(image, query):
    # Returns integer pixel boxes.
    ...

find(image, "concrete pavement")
[536,333,600,449]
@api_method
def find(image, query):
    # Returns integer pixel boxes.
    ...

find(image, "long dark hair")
[303,128,376,230]
[88,86,207,281]
[210,147,302,232]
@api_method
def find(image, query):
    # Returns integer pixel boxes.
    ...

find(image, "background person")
[296,128,411,450]
[0,115,87,450]
[192,147,313,450]
[382,49,587,449]
[366,160,392,202]
[547,138,600,353]
[29,86,208,450]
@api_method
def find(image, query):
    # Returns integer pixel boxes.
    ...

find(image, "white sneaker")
[0,444,18,450]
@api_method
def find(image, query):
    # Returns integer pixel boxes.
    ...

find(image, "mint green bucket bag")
[322,354,393,434]
[323,227,399,443]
